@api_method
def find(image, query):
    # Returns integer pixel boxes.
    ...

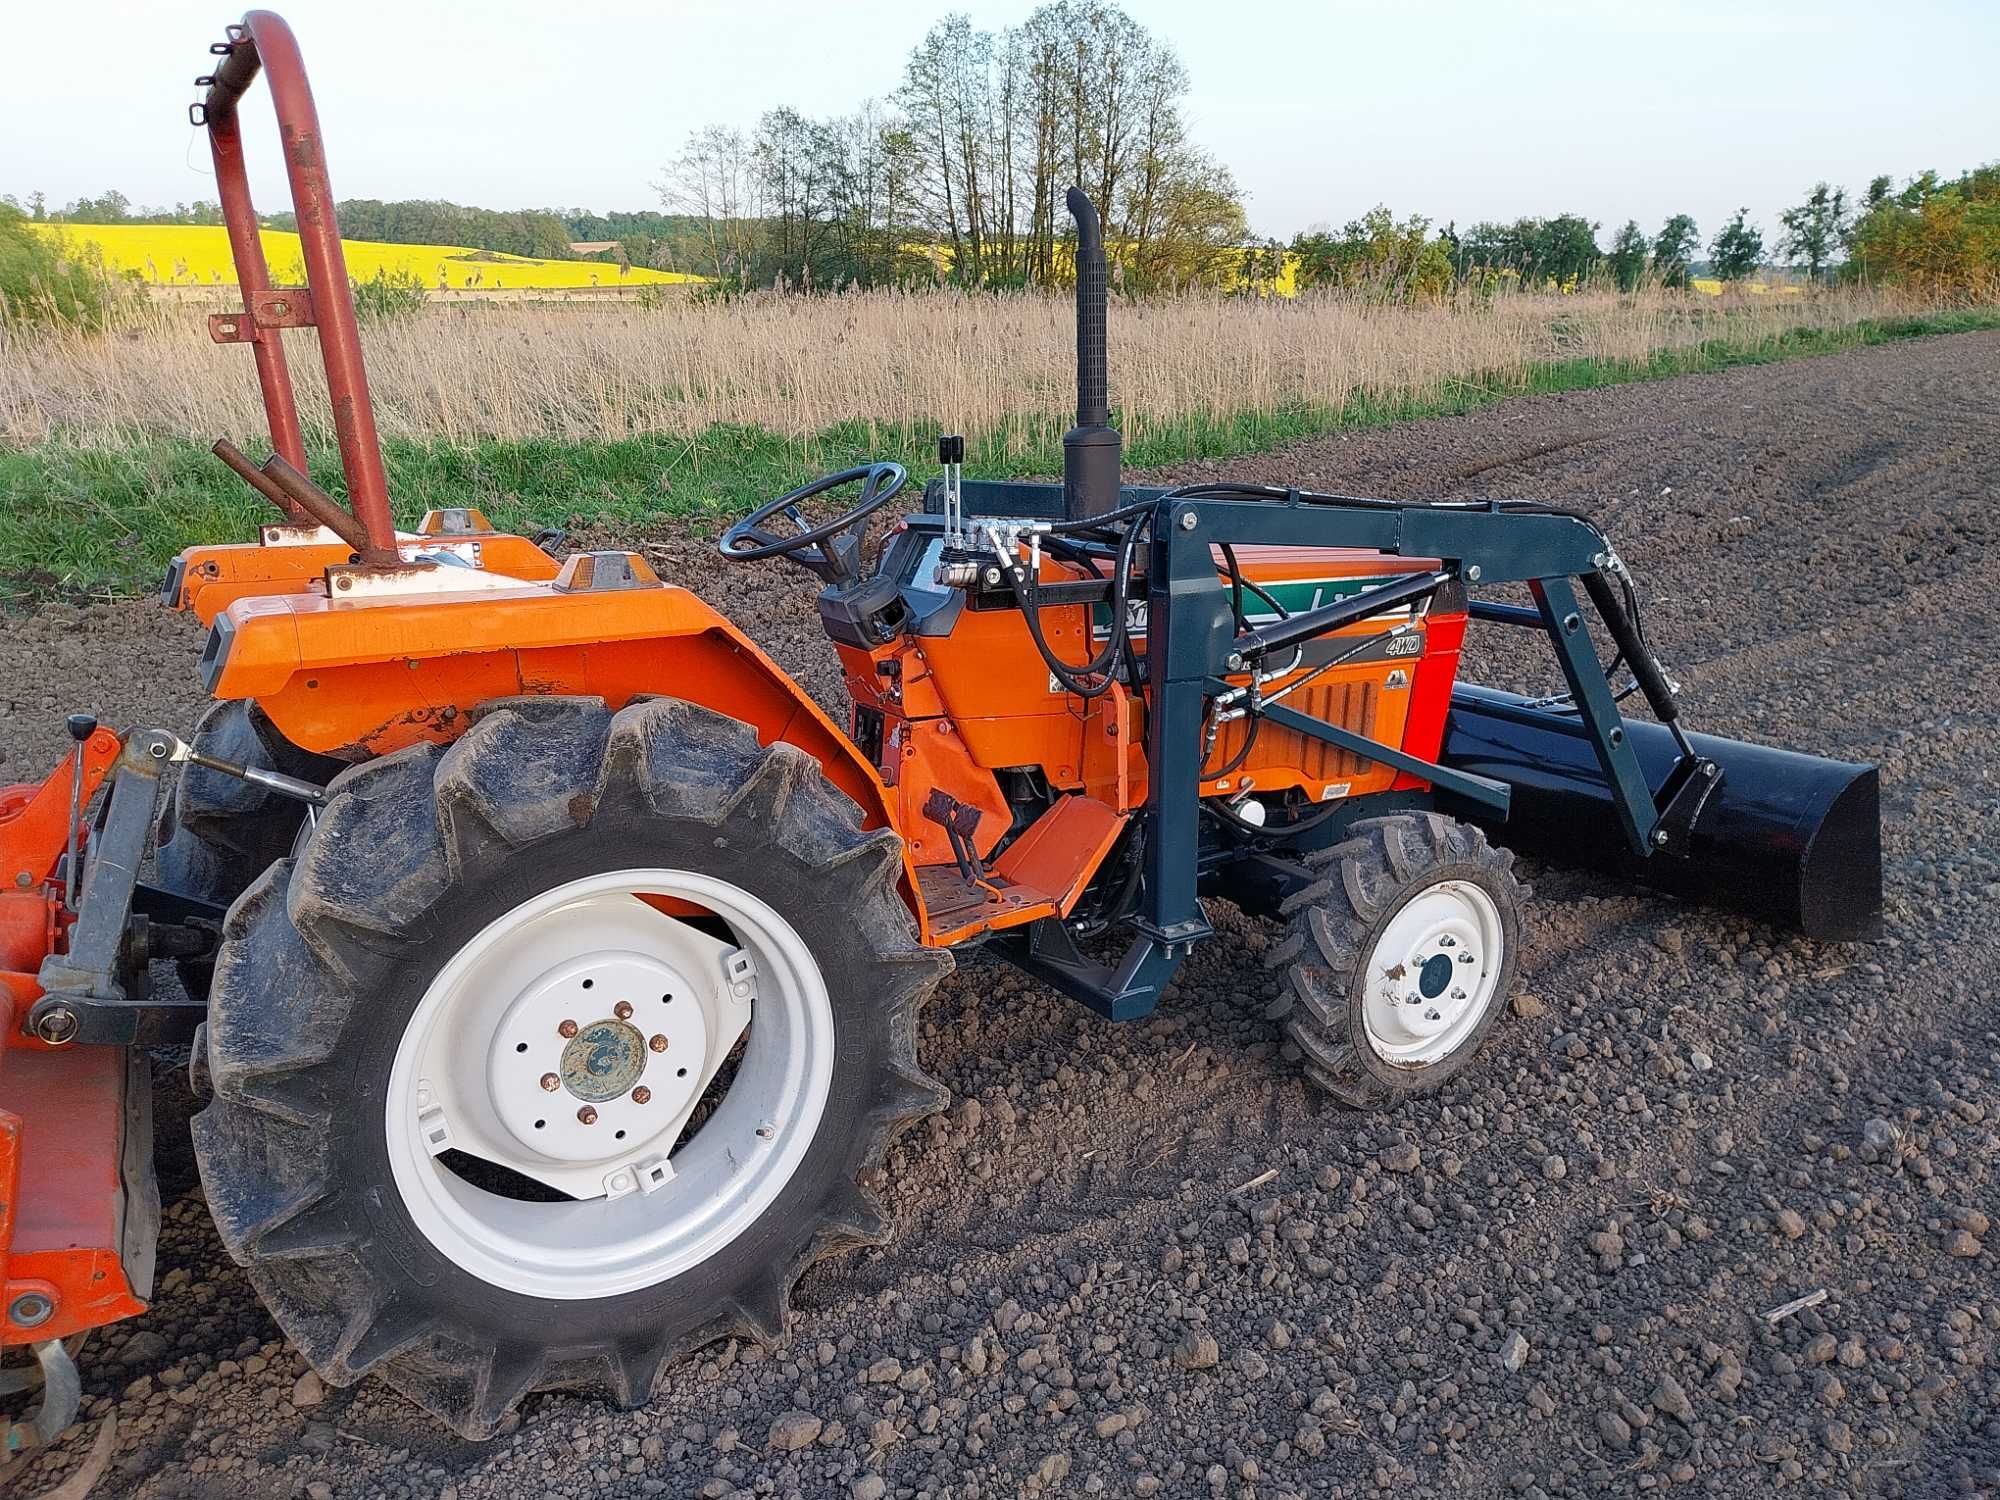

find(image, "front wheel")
[192,697,947,1437]
[1266,812,1525,1109]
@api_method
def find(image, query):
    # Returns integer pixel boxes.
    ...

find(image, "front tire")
[1267,813,1525,1109]
[191,696,947,1437]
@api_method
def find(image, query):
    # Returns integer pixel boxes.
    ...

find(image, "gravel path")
[4,331,1998,1500]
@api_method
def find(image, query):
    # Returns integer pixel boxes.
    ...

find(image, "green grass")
[3,306,1996,600]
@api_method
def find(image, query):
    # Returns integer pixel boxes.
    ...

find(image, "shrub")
[350,265,429,322]
[1847,165,2000,303]
[0,206,128,333]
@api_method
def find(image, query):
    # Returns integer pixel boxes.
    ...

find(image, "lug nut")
[557,1019,578,1039]
[614,1000,634,1020]
[539,1072,559,1092]
[631,1086,651,1104]
[577,1105,598,1125]
[649,1034,669,1053]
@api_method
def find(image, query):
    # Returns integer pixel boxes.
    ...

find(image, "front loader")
[2,10,1882,1446]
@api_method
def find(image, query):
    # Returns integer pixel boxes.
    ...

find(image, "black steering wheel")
[718,462,907,585]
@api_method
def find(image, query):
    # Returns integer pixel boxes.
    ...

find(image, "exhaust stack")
[1063,186,1121,521]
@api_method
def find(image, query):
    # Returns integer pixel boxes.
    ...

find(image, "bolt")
[31,1006,78,1046]
[1466,564,1482,582]
[613,1000,634,1020]
[1178,510,1198,532]
[13,872,30,888]
[7,1292,54,1328]
[1225,653,1245,672]
[577,1105,598,1125]
[539,1072,559,1092]
[649,1034,669,1053]
[335,575,353,591]
[1653,829,1671,847]
[557,1019,578,1039]
[631,1086,652,1104]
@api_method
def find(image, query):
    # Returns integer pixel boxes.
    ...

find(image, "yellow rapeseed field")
[29,222,704,292]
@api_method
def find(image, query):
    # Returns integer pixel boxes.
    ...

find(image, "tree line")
[1271,162,1995,303]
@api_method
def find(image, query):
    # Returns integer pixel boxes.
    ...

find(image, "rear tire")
[1266,812,1525,1109]
[154,700,340,999]
[191,696,947,1437]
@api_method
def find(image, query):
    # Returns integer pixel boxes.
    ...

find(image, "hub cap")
[385,870,833,1300]
[1362,883,1504,1067]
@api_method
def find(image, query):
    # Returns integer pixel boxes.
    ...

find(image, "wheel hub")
[486,951,711,1162]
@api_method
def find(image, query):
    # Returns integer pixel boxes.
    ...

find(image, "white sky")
[3,0,1994,245]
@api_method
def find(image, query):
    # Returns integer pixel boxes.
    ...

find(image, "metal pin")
[577,1106,598,1125]
[539,1073,559,1092]
[613,1001,634,1020]
[631,1086,652,1104]
[649,1034,669,1053]
[558,1019,579,1039]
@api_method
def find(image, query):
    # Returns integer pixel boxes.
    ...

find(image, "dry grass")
[0,283,1924,455]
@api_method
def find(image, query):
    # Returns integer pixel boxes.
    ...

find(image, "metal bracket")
[206,286,315,346]
[246,286,315,327]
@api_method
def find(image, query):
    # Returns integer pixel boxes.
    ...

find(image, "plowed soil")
[5,331,1998,1500]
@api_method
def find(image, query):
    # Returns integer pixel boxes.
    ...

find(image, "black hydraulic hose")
[1019,506,1152,698]
[1581,568,1678,723]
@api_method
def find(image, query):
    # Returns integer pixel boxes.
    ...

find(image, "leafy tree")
[1777,182,1849,282]
[1898,170,1941,208]
[1847,162,2000,301]
[1607,220,1649,291]
[1862,175,1894,214]
[1651,214,1699,288]
[1708,208,1764,283]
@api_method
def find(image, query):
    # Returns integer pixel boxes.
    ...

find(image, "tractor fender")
[198,578,914,913]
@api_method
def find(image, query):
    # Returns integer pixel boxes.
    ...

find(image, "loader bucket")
[1438,685,1882,942]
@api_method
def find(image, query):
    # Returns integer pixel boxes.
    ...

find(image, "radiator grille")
[1213,679,1381,781]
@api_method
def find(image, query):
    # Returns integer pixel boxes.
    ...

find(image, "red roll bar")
[193,11,394,552]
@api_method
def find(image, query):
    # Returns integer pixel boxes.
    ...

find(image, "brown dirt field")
[4,331,1998,1500]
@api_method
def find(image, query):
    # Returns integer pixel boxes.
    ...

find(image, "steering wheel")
[718,462,907,584]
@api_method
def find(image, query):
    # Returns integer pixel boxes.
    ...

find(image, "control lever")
[64,713,97,911]
[939,434,965,547]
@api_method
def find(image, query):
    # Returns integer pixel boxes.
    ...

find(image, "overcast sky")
[4,0,1994,244]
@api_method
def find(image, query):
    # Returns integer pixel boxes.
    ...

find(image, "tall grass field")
[2,283,1995,596]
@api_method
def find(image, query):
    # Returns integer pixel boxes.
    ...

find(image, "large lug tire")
[154,699,341,999]
[1266,812,1526,1109]
[190,696,949,1437]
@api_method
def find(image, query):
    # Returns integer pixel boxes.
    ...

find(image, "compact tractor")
[1,11,1882,1447]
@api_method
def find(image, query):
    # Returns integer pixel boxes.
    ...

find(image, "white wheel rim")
[1361,882,1504,1068]
[384,869,834,1300]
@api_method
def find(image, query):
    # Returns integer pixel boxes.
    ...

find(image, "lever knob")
[66,713,98,743]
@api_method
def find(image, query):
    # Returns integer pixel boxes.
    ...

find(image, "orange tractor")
[1,11,1881,1445]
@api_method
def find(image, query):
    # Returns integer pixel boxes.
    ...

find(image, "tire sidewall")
[311,812,900,1350]
[1344,858,1522,1096]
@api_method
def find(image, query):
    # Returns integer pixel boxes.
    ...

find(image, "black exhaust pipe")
[1063,186,1120,521]
[1438,685,1882,942]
